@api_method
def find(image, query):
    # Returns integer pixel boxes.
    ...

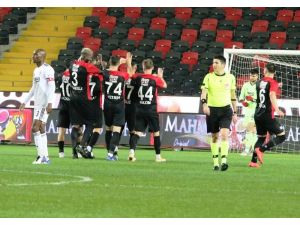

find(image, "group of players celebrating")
[56,47,167,162]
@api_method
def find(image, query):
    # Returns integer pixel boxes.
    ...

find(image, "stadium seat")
[233,30,251,42]
[51,60,67,74]
[251,20,269,33]
[119,39,136,51]
[263,42,279,49]
[0,26,9,45]
[287,21,300,32]
[191,40,208,53]
[159,8,174,19]
[244,41,262,49]
[236,76,248,89]
[207,42,224,54]
[269,21,286,32]
[98,49,110,62]
[164,51,181,69]
[146,50,163,66]
[199,51,215,65]
[224,41,243,49]
[251,31,270,43]
[141,7,157,19]
[174,64,190,78]
[12,7,27,24]
[185,18,201,30]
[180,51,199,71]
[145,29,162,41]
[216,29,233,43]
[287,31,300,44]
[92,27,110,40]
[111,49,128,58]
[135,17,151,29]
[277,9,294,27]
[281,42,297,50]
[108,7,124,18]
[102,38,119,51]
[138,38,155,51]
[154,39,172,59]
[172,40,190,53]
[199,30,216,42]
[67,37,83,50]
[192,8,209,19]
[200,18,218,31]
[150,17,167,36]
[260,8,277,21]
[210,8,225,20]
[293,10,300,22]
[92,7,108,18]
[269,31,286,48]
[175,7,192,23]
[165,28,181,42]
[217,20,235,31]
[58,49,78,66]
[236,19,252,31]
[3,16,18,34]
[116,17,133,29]
[242,8,260,21]
[181,28,198,47]
[131,49,146,64]
[250,7,266,16]
[127,27,144,46]
[99,16,117,35]
[111,27,128,39]
[83,16,100,29]
[75,27,92,40]
[83,37,101,53]
[225,8,242,26]
[124,7,141,22]
[167,18,184,30]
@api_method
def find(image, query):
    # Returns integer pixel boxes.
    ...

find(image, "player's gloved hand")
[242,101,249,107]
[245,96,254,101]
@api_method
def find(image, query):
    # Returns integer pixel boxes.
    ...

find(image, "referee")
[200,55,238,171]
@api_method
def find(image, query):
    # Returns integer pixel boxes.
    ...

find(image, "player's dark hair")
[213,55,226,64]
[265,63,276,74]
[250,68,259,75]
[142,59,154,70]
[109,55,120,66]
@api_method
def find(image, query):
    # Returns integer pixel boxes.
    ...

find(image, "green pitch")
[0,145,299,218]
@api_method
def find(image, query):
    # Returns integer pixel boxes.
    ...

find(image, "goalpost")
[224,49,300,154]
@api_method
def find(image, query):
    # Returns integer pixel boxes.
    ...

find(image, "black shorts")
[206,105,233,133]
[104,100,125,127]
[57,100,70,128]
[255,114,284,136]
[134,106,160,133]
[125,103,136,132]
[70,97,103,127]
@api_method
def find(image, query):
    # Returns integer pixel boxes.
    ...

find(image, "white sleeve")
[23,86,34,104]
[46,66,56,104]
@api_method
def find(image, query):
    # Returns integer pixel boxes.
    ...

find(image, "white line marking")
[0,169,93,186]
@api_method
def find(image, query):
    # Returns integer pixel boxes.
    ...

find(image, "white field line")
[0,169,93,186]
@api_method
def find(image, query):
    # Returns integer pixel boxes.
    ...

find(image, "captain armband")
[231,99,237,101]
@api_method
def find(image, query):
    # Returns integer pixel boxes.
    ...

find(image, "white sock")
[129,149,135,155]
[40,133,49,158]
[156,154,161,159]
[33,131,42,157]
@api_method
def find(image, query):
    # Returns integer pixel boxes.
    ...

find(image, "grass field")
[0,144,299,218]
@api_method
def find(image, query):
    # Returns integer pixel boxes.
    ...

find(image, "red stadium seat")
[236,76,248,89]
[224,41,244,49]
[181,51,199,71]
[175,7,192,23]
[150,17,167,36]
[118,64,128,72]
[293,10,300,22]
[225,8,243,26]
[269,31,286,48]
[124,7,141,22]
[277,9,294,27]
[250,7,266,16]
[216,29,233,43]
[75,27,92,40]
[154,39,172,59]
[83,37,101,52]
[251,20,269,33]
[92,7,108,18]
[200,18,218,31]
[252,54,269,69]
[127,27,145,46]
[111,49,128,58]
[181,28,198,47]
[99,16,117,35]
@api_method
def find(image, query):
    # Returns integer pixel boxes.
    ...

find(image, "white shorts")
[33,107,49,123]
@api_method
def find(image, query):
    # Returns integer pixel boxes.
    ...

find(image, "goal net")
[224,49,300,154]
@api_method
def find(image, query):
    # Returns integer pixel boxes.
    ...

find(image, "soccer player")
[103,53,133,161]
[239,68,259,156]
[249,63,285,168]
[201,55,238,171]
[19,49,56,164]
[129,59,167,162]
[68,48,103,159]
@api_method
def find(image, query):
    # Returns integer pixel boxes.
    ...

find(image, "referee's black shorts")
[206,105,233,133]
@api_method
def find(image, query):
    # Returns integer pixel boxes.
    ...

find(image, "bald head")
[80,48,93,62]
[32,49,47,66]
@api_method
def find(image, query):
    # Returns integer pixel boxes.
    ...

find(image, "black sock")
[261,135,286,152]
[130,134,139,150]
[71,127,80,151]
[105,130,112,151]
[154,136,161,155]
[58,141,64,153]
[88,132,100,149]
[81,125,93,146]
[251,137,266,163]
[109,132,120,153]
[129,132,134,146]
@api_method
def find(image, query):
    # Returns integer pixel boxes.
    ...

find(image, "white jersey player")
[20,49,56,164]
